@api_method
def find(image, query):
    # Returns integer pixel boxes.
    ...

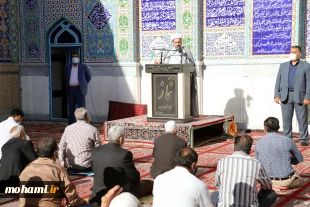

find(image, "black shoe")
[301,142,309,146]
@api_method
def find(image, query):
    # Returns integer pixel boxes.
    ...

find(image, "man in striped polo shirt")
[255,117,303,189]
[211,135,277,207]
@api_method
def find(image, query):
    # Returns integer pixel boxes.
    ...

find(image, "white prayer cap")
[170,33,183,42]
[165,120,176,132]
[109,192,141,207]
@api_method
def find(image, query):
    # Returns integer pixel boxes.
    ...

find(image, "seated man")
[0,108,30,161]
[255,117,303,189]
[150,120,187,178]
[89,126,153,206]
[19,138,85,207]
[212,135,277,207]
[153,148,213,207]
[0,125,37,192]
[58,107,100,172]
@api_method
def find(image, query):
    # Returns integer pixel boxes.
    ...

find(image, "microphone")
[177,46,183,53]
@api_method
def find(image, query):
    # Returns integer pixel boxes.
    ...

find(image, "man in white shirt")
[212,135,277,207]
[152,148,212,207]
[0,108,29,161]
[154,34,198,117]
[65,52,92,125]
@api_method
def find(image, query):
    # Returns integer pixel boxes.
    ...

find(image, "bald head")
[234,135,253,155]
[10,125,25,139]
[174,148,198,168]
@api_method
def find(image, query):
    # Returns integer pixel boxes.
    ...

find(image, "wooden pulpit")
[145,64,194,123]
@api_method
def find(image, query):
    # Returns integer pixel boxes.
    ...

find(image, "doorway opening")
[48,19,82,120]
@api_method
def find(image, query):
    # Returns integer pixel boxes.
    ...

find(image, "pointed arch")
[47,18,82,46]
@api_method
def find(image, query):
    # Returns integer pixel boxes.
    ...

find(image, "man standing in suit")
[150,120,187,179]
[274,45,310,146]
[65,52,92,125]
[0,125,37,192]
[89,126,153,206]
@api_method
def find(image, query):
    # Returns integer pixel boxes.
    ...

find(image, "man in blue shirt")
[256,117,303,189]
[274,45,310,146]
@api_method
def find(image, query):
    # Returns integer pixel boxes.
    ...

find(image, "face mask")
[289,53,297,61]
[72,57,79,64]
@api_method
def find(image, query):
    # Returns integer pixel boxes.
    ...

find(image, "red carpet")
[0,121,310,206]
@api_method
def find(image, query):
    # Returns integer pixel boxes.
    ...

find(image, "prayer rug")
[1,122,310,207]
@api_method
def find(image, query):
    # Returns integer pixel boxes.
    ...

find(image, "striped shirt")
[58,120,100,170]
[216,151,272,207]
[255,132,303,178]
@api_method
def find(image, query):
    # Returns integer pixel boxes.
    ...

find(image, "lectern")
[145,64,194,123]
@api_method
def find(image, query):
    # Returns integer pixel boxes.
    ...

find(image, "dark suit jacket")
[65,63,92,96]
[0,138,37,182]
[150,133,187,178]
[274,60,310,103]
[89,143,140,204]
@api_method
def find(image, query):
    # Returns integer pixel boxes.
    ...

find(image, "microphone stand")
[152,48,177,64]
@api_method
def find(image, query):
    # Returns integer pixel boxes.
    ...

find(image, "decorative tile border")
[249,0,297,59]
[83,0,116,62]
[306,0,310,57]
[114,0,134,62]
[203,0,246,59]
[0,0,11,62]
[20,0,45,62]
[205,31,245,59]
[44,0,82,30]
[140,0,200,62]
[8,0,20,62]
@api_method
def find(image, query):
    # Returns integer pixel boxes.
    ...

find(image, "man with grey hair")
[0,125,37,192]
[150,120,187,178]
[59,107,100,172]
[90,126,153,206]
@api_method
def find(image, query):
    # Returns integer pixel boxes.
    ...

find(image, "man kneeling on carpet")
[211,135,277,207]
[255,117,303,190]
[19,137,85,207]
[150,120,187,179]
[58,107,100,172]
[89,126,153,206]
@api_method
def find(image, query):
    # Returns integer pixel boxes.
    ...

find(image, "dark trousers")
[67,87,86,125]
[281,91,308,143]
[211,189,277,207]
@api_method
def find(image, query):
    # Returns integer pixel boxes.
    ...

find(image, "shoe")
[301,142,309,146]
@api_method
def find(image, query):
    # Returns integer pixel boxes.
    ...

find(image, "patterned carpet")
[0,121,310,206]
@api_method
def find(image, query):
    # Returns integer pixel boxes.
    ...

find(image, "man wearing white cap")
[150,120,187,179]
[155,34,199,117]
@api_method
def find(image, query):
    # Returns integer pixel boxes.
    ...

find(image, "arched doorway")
[47,19,82,121]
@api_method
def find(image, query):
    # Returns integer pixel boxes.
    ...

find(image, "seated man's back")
[59,108,100,171]
[151,121,187,178]
[153,148,212,207]
[19,138,85,207]
[255,117,303,189]
[0,125,37,191]
[212,135,276,207]
[90,126,153,205]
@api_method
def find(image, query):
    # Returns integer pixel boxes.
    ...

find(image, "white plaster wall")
[86,76,140,117]
[203,60,300,132]
[21,76,49,115]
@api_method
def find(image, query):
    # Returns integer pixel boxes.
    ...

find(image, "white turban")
[110,192,141,207]
[170,33,183,42]
[165,120,176,132]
